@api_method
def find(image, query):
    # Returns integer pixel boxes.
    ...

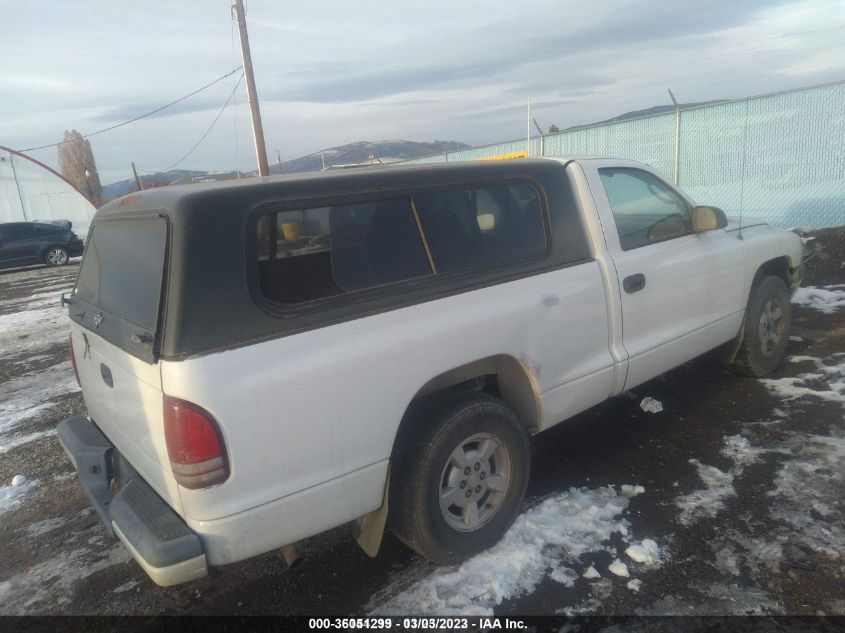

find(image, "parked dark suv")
[0,221,84,269]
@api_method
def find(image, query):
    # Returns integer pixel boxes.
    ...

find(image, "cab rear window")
[255,181,548,306]
[74,218,167,331]
[257,198,433,304]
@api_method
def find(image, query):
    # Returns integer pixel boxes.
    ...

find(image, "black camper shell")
[70,159,591,363]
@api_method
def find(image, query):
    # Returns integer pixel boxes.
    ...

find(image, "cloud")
[264,0,792,105]
[0,0,839,185]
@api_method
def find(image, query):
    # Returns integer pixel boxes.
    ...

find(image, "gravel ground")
[0,230,843,617]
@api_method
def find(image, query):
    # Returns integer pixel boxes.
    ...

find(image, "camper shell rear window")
[72,216,168,361]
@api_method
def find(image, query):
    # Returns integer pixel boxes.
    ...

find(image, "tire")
[390,392,530,564]
[735,275,791,377]
[44,246,70,267]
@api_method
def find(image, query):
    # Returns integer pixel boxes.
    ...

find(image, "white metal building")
[0,145,96,238]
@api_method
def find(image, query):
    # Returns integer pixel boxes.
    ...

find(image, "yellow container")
[281,222,300,241]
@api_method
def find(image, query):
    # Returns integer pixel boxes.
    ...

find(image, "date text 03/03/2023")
[307,617,527,630]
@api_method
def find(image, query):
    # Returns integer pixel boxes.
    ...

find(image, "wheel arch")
[390,354,541,476]
[352,354,541,558]
[722,257,793,365]
[751,256,791,290]
[412,355,541,431]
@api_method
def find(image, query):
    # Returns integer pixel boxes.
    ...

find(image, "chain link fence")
[403,80,845,228]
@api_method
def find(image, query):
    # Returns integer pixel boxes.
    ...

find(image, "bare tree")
[58,130,102,206]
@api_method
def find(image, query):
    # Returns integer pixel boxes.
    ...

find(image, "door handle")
[623,273,646,294]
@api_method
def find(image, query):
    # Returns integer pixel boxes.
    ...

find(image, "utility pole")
[233,0,269,177]
[131,162,144,191]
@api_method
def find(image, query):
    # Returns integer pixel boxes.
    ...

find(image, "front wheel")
[390,393,530,564]
[736,275,791,377]
[44,247,69,267]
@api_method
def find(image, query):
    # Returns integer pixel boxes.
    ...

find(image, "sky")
[1,0,844,186]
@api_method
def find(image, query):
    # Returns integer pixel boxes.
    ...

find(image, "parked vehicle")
[57,158,804,586]
[0,221,84,269]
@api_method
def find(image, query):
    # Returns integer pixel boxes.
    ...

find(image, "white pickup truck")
[57,157,804,586]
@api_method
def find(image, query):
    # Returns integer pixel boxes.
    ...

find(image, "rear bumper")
[57,415,207,586]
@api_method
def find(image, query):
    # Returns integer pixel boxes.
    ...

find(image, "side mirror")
[692,206,728,232]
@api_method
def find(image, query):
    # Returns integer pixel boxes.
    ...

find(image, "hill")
[266,139,469,175]
[101,139,468,201]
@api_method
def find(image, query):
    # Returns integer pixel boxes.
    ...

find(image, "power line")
[19,66,243,152]
[158,73,245,173]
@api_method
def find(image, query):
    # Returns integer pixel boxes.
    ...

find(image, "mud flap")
[720,312,747,367]
[352,472,389,558]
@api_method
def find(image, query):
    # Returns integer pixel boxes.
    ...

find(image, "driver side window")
[599,168,691,250]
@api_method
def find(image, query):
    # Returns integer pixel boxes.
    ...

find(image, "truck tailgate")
[71,321,182,514]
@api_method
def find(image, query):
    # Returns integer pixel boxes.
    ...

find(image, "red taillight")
[163,396,229,489]
[69,335,80,386]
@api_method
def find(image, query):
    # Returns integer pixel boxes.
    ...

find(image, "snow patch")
[639,397,663,413]
[0,428,57,453]
[550,565,579,587]
[0,543,132,614]
[760,354,845,408]
[650,581,783,615]
[583,565,601,579]
[714,545,742,576]
[0,478,38,514]
[791,285,845,314]
[368,486,633,615]
[608,559,629,577]
[0,306,72,362]
[0,362,79,437]
[626,579,643,593]
[113,580,143,594]
[625,539,660,565]
[675,460,735,525]
[620,484,645,497]
[767,433,845,558]
[721,435,764,474]
[22,517,67,539]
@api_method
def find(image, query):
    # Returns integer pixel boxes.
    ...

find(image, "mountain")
[100,102,725,201]
[101,140,469,202]
[564,100,726,129]
[101,169,207,202]
[266,139,470,175]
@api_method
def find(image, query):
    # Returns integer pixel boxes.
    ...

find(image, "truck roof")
[96,157,621,220]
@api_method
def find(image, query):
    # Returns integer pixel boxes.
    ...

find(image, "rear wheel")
[735,275,791,377]
[44,247,69,267]
[390,393,530,564]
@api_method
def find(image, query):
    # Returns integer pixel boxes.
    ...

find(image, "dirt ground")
[0,229,842,618]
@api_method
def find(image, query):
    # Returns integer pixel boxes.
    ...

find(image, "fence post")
[668,89,681,185]
[674,108,681,185]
